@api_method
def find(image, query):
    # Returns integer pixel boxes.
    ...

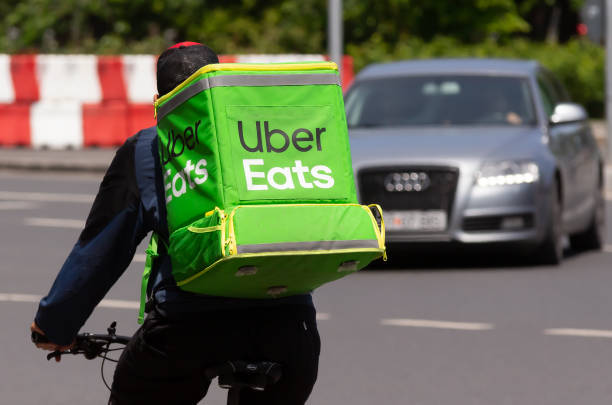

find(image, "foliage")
[516,0,584,14]
[0,0,325,54]
[0,0,603,115]
[343,0,529,45]
[0,0,533,54]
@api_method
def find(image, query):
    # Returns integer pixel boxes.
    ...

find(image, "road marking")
[0,201,39,210]
[133,254,146,263]
[99,299,139,309]
[0,191,94,203]
[25,217,85,229]
[0,293,138,310]
[0,292,332,320]
[544,328,612,338]
[381,318,494,331]
[604,245,612,253]
[0,293,41,303]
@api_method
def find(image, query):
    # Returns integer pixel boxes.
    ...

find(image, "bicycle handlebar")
[32,321,281,404]
[31,321,131,361]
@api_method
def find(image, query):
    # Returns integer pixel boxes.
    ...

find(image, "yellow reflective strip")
[187,224,223,234]
[175,247,384,287]
[367,204,387,261]
[228,207,238,255]
[367,204,386,247]
[155,62,338,110]
[361,205,384,249]
[187,207,224,233]
[206,62,337,73]
[220,210,227,257]
[229,203,361,209]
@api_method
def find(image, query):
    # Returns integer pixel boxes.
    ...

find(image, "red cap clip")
[168,41,202,50]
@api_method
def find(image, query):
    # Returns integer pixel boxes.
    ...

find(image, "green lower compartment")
[177,249,384,298]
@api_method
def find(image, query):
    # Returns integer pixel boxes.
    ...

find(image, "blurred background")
[0,0,603,112]
[1,1,612,404]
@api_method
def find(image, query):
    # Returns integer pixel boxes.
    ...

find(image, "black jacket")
[35,127,313,346]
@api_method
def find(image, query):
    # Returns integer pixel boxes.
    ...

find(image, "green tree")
[344,0,529,46]
[0,0,533,54]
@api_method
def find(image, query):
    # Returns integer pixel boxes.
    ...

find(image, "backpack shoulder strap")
[134,127,163,226]
[133,127,169,323]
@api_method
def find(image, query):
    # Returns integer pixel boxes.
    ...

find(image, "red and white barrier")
[31,101,83,149]
[0,55,15,103]
[37,55,102,103]
[0,54,354,148]
[123,55,157,103]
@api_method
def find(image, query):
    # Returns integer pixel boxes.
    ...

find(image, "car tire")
[537,181,563,265]
[569,187,605,251]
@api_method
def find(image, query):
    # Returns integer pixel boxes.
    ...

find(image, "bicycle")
[31,321,282,405]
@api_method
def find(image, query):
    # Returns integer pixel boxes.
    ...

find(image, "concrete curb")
[0,148,115,173]
[0,159,112,172]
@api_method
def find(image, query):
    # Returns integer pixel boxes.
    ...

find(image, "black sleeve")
[35,135,150,345]
[79,136,140,244]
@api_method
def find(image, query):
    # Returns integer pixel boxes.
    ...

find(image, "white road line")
[544,328,612,338]
[0,201,39,210]
[99,299,140,309]
[0,293,42,302]
[0,293,139,310]
[0,191,94,203]
[133,254,146,263]
[381,318,494,331]
[0,292,332,320]
[25,217,85,229]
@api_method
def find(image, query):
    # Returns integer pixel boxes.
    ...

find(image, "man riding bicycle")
[31,42,320,405]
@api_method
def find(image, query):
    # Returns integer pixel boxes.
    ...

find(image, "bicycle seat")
[205,361,282,392]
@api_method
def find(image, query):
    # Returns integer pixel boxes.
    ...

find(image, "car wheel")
[537,182,563,265]
[569,187,605,251]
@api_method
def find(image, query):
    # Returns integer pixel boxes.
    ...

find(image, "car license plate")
[385,210,447,232]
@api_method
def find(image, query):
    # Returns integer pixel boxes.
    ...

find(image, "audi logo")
[384,172,430,192]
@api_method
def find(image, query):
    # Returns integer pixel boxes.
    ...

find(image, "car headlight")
[475,161,539,187]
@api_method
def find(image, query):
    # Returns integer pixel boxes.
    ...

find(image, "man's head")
[156,42,219,97]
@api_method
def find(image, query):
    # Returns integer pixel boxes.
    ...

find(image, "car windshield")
[345,75,537,128]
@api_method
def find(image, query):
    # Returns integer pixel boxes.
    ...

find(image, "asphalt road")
[2,169,612,404]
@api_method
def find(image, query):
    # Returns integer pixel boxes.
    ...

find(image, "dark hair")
[156,44,219,96]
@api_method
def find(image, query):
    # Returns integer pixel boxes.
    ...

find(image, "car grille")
[357,166,459,217]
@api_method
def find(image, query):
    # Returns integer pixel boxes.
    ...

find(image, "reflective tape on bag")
[235,239,379,254]
[156,73,341,121]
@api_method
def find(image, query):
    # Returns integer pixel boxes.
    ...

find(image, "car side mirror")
[550,102,587,125]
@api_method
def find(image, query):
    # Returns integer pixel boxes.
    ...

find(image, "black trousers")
[108,305,320,404]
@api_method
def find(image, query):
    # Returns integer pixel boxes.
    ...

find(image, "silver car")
[346,59,604,264]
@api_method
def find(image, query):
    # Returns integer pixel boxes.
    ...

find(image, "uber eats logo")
[237,120,335,191]
[161,116,337,204]
[161,120,209,203]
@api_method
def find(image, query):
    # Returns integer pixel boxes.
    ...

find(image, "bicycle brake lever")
[47,351,62,361]
[107,321,117,337]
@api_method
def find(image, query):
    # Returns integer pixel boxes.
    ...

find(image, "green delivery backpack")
[139,61,385,320]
